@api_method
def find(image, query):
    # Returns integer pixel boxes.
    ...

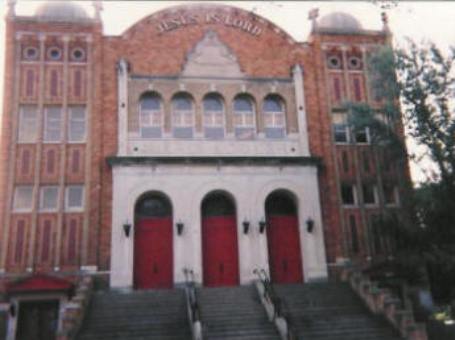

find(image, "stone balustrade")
[342,268,428,340]
[56,276,93,340]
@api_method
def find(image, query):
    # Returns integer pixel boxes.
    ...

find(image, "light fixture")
[243,219,250,234]
[176,221,184,235]
[123,222,131,237]
[259,218,266,234]
[306,217,315,233]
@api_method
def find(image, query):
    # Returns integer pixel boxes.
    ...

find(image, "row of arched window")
[138,92,287,140]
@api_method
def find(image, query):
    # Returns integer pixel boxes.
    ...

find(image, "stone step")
[275,282,403,340]
[198,285,280,340]
[76,288,191,340]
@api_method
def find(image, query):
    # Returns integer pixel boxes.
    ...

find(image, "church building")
[0,1,408,338]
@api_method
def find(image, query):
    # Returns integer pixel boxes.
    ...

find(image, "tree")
[348,41,455,303]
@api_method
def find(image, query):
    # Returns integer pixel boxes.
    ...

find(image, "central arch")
[134,192,173,289]
[265,189,303,284]
[201,191,239,287]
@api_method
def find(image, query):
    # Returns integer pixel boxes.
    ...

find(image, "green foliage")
[349,40,455,303]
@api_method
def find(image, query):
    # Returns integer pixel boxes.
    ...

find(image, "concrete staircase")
[76,288,191,340]
[274,282,403,340]
[197,285,280,340]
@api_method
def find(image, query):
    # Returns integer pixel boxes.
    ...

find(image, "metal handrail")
[253,268,296,340]
[183,268,201,323]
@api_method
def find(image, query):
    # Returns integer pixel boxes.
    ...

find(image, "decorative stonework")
[182,30,244,78]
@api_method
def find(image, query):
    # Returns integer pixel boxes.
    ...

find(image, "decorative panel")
[68,67,87,102]
[20,65,40,102]
[40,145,61,183]
[45,66,64,102]
[15,145,35,183]
[66,145,85,183]
[62,214,83,267]
[36,214,57,267]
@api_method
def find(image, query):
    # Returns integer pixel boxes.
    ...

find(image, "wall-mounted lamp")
[306,217,315,233]
[123,222,132,237]
[176,221,184,235]
[243,219,250,234]
[259,218,266,234]
[9,304,16,318]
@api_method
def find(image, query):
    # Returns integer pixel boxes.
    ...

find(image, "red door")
[267,215,303,284]
[202,216,239,287]
[134,217,173,289]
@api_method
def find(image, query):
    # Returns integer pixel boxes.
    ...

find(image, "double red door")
[267,215,303,284]
[202,216,239,287]
[134,217,173,289]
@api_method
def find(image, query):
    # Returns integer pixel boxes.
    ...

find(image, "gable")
[182,30,244,78]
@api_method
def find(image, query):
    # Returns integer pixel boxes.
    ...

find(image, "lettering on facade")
[155,12,263,37]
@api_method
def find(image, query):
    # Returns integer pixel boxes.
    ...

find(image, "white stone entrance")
[110,162,328,288]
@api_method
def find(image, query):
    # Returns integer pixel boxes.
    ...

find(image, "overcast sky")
[1,1,454,183]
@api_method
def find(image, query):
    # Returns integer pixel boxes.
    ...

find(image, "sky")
[1,0,454,184]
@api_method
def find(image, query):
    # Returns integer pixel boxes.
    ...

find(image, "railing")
[253,268,296,340]
[183,268,203,340]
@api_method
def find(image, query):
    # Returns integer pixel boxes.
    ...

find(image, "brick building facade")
[0,0,407,317]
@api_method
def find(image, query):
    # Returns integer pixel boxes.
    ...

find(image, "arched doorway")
[265,190,303,284]
[134,192,173,289]
[201,191,239,287]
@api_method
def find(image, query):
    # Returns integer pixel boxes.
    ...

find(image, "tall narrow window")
[46,149,56,174]
[15,220,25,263]
[13,186,34,212]
[71,149,81,174]
[341,151,349,173]
[203,93,224,139]
[362,151,371,173]
[50,70,58,97]
[74,70,82,98]
[65,185,84,212]
[68,106,86,142]
[41,219,52,262]
[67,218,78,263]
[18,106,38,143]
[172,93,194,138]
[44,106,62,142]
[26,69,35,97]
[333,77,342,103]
[234,94,255,140]
[353,77,362,102]
[39,186,59,212]
[263,94,286,139]
[139,92,162,138]
[349,215,359,254]
[21,149,31,176]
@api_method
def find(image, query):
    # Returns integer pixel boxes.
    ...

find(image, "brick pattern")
[0,5,411,287]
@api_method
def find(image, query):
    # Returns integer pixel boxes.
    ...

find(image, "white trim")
[13,185,34,213]
[64,185,85,212]
[67,106,87,143]
[43,106,62,143]
[39,185,59,212]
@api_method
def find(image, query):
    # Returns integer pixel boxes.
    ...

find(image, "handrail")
[183,268,203,340]
[253,268,296,340]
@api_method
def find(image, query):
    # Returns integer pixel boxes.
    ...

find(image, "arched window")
[172,92,194,138]
[263,94,286,139]
[233,94,255,140]
[139,92,162,138]
[203,93,224,139]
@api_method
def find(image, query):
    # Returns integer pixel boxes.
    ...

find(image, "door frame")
[6,293,67,340]
[133,192,174,290]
